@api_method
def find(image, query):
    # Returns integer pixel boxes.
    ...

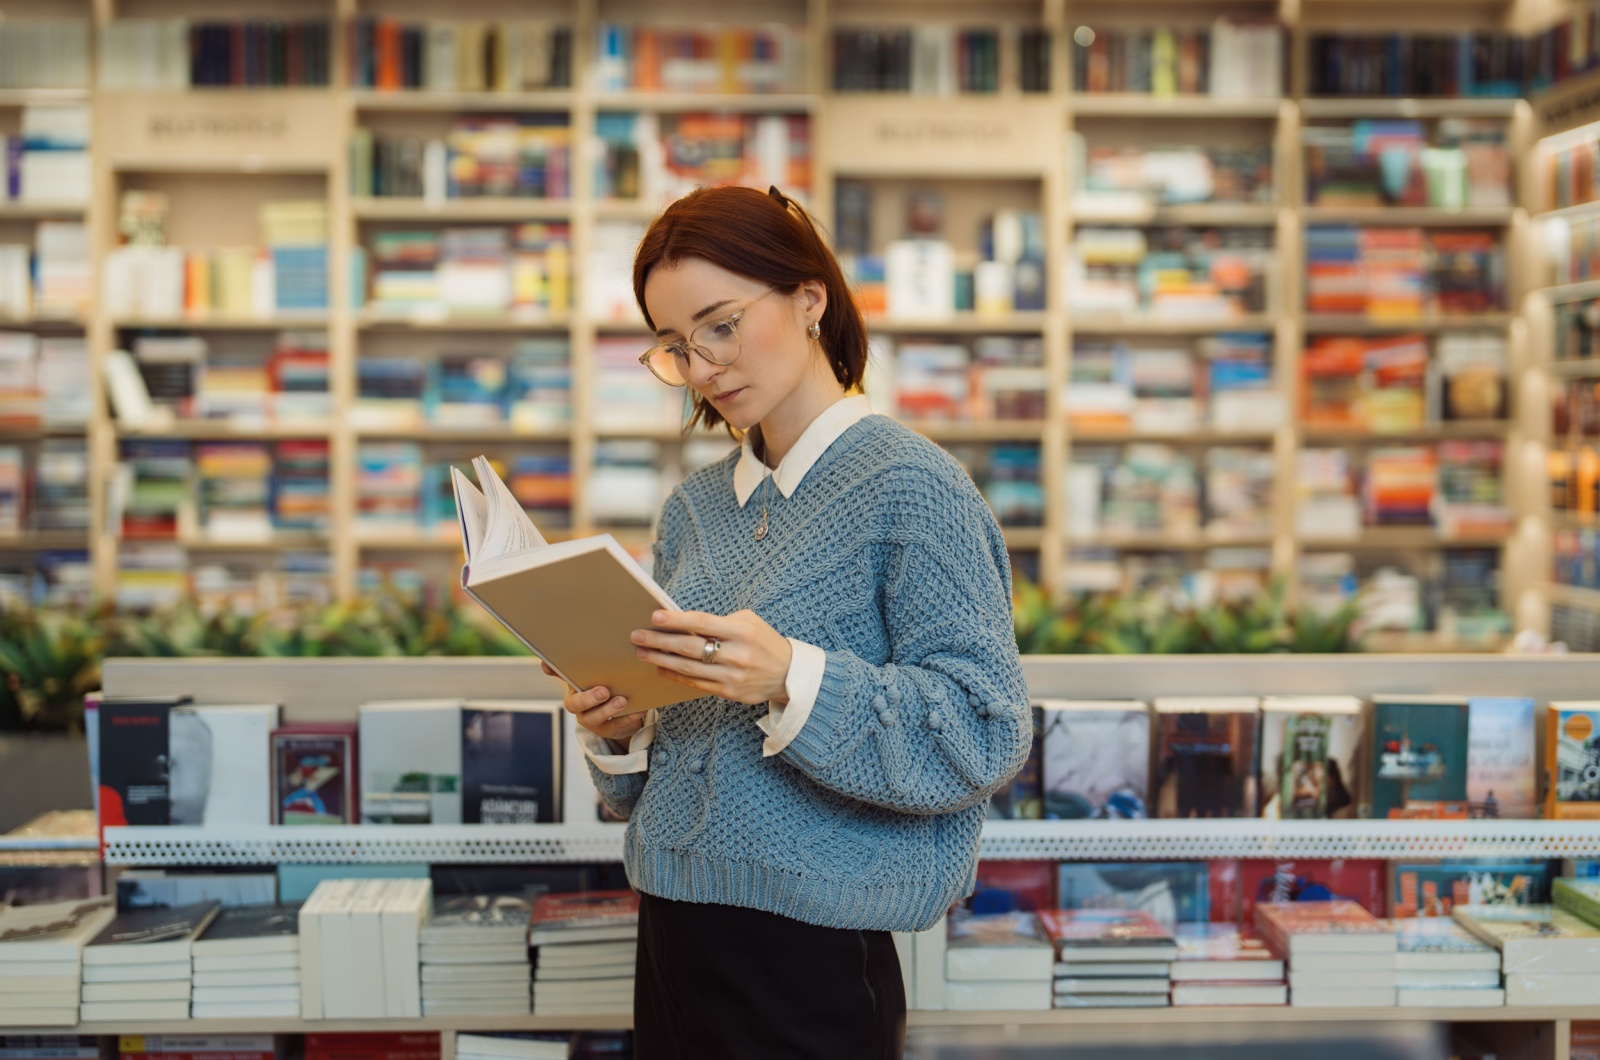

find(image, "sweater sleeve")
[777,469,1033,816]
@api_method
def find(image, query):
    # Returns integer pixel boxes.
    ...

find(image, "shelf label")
[95,91,338,166]
[826,99,1056,175]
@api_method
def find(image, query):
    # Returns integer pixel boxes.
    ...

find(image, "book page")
[472,455,548,559]
[450,468,488,563]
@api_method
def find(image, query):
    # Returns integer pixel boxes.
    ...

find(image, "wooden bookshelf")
[0,0,1547,647]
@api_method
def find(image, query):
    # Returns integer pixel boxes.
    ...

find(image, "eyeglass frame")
[637,285,787,387]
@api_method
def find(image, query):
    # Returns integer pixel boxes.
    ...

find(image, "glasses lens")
[692,318,742,366]
[643,346,688,386]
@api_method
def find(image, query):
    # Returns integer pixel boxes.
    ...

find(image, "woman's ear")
[798,278,828,326]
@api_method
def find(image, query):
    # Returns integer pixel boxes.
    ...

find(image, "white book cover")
[168,704,280,825]
[0,1009,78,1028]
[0,898,114,963]
[422,981,530,999]
[78,1000,191,1022]
[80,961,191,983]
[531,962,633,982]
[316,879,361,1019]
[1506,972,1600,1005]
[381,877,430,1018]
[0,992,79,1011]
[1290,987,1397,1007]
[0,974,79,995]
[1396,969,1500,988]
[359,700,464,825]
[0,959,78,979]
[1397,986,1505,1007]
[1039,700,1150,820]
[193,968,299,988]
[1289,968,1398,990]
[191,1001,301,1019]
[297,879,326,1018]
[81,980,190,1003]
[192,985,300,1004]
[196,951,300,972]
[347,879,391,1019]
[945,913,1053,982]
[456,1035,568,1060]
[1172,982,1288,1006]
[945,980,1052,1011]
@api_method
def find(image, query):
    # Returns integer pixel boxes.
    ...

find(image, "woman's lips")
[714,387,745,402]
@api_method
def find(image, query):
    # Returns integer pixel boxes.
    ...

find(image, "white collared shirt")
[578,395,874,774]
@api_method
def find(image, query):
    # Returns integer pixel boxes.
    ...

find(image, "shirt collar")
[733,395,874,507]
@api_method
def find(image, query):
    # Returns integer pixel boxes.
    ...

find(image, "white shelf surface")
[102,818,1600,866]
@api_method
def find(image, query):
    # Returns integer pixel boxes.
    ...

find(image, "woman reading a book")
[542,184,1031,1059]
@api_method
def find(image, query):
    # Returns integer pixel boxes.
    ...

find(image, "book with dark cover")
[988,706,1043,819]
[461,702,561,825]
[1056,861,1209,929]
[1391,860,1550,918]
[85,899,221,963]
[1238,859,1387,927]
[422,893,533,945]
[1370,695,1470,818]
[271,723,358,825]
[1466,696,1536,819]
[1154,697,1260,818]
[1037,908,1177,959]
[1258,696,1362,820]
[194,903,302,954]
[96,696,190,829]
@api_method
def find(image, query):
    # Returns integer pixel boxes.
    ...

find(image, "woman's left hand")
[631,609,793,706]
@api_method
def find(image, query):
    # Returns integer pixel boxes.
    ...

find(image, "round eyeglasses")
[639,286,781,387]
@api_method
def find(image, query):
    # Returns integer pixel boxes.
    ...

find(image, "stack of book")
[1039,909,1175,1009]
[595,23,805,94]
[298,878,431,1019]
[420,895,532,1017]
[455,1035,570,1060]
[527,891,639,1018]
[1071,21,1282,97]
[1256,900,1398,1008]
[1436,440,1513,537]
[346,20,571,92]
[34,223,90,319]
[593,112,809,207]
[8,105,89,206]
[1363,446,1437,527]
[944,911,1054,1011]
[351,118,570,201]
[99,19,332,87]
[0,21,89,90]
[1387,917,1504,1007]
[1454,901,1600,1005]
[81,900,222,1022]
[0,898,115,1027]
[116,1036,279,1060]
[356,442,425,533]
[1169,924,1287,1006]
[190,905,302,1019]
[1307,32,1523,98]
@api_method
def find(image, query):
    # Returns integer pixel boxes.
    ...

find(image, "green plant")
[0,605,106,732]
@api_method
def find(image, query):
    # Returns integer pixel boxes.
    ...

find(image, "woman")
[544,184,1031,1058]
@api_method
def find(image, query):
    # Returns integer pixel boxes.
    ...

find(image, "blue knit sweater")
[586,414,1032,933]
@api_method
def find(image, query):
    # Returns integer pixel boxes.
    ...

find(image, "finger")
[563,685,611,715]
[632,628,719,660]
[655,667,720,696]
[648,609,737,640]
[579,695,631,730]
[636,645,726,682]
[540,660,556,676]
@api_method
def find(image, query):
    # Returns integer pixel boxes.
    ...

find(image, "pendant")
[754,511,769,541]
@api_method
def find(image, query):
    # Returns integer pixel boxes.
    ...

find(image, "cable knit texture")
[586,414,1032,932]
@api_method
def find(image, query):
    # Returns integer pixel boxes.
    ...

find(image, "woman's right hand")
[542,661,647,750]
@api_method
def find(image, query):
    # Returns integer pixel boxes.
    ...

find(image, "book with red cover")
[528,889,640,938]
[304,1032,441,1060]
[1037,908,1177,960]
[271,722,358,825]
[1237,858,1387,928]
[1254,899,1395,960]
[974,860,1055,913]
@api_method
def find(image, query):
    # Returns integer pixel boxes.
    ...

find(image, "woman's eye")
[709,320,738,339]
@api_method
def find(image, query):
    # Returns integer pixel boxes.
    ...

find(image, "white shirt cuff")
[756,638,826,757]
[577,708,658,775]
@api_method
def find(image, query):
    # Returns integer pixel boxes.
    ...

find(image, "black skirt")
[633,891,907,1060]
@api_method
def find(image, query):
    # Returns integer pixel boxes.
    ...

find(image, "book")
[1390,860,1549,917]
[1257,696,1362,819]
[169,704,280,826]
[1038,700,1150,820]
[452,456,695,715]
[1253,900,1396,961]
[1170,924,1284,981]
[271,723,358,825]
[461,701,562,824]
[944,979,1052,1011]
[359,700,463,825]
[83,901,221,965]
[422,894,534,946]
[0,898,115,961]
[1465,696,1536,819]
[944,912,1053,981]
[95,696,190,828]
[1546,702,1600,819]
[1171,981,1287,1006]
[1056,861,1209,929]
[1152,697,1260,818]
[192,904,301,957]
[1037,909,1178,962]
[1554,878,1600,928]
[1369,695,1470,819]
[527,891,639,947]
[116,871,277,910]
[1450,904,1600,973]
[1385,918,1501,971]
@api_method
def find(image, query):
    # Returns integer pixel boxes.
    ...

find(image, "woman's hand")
[541,660,646,750]
[631,609,793,705]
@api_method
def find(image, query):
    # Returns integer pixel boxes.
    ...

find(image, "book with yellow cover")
[1546,702,1600,820]
[451,455,697,715]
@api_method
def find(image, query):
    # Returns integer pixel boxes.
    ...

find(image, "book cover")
[1237,859,1387,927]
[972,861,1055,914]
[1036,908,1176,954]
[1390,860,1550,918]
[97,697,187,828]
[1546,702,1600,820]
[1170,924,1283,981]
[272,723,358,825]
[85,900,221,962]
[529,890,639,932]
[1153,697,1259,818]
[116,871,276,910]
[944,911,1053,981]
[1465,696,1536,819]
[1450,904,1600,973]
[1370,695,1470,818]
[461,701,561,825]
[987,705,1043,819]
[169,704,279,826]
[1258,696,1361,820]
[0,897,115,961]
[1254,899,1392,958]
[193,904,302,954]
[1056,861,1209,929]
[422,893,533,944]
[1038,700,1150,820]
[359,700,463,825]
[1554,878,1600,928]
[1385,917,1501,965]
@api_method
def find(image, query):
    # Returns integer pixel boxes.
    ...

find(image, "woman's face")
[641,257,822,433]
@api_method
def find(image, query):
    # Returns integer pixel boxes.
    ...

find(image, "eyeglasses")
[639,287,781,387]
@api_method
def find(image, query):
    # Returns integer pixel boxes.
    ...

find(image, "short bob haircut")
[632,184,869,435]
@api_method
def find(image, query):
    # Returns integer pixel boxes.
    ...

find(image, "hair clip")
[768,184,790,208]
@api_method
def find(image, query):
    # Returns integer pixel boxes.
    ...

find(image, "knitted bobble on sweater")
[586,415,1032,933]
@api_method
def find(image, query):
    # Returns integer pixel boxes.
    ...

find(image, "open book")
[451,456,700,715]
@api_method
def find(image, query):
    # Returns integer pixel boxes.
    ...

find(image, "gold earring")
[807,321,821,339]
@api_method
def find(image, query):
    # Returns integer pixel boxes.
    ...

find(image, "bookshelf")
[0,0,1570,648]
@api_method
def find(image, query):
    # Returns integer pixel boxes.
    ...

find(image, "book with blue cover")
[1370,695,1470,818]
[1056,861,1210,929]
[1466,696,1536,819]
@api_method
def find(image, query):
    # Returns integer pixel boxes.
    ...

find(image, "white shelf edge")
[101,819,1600,866]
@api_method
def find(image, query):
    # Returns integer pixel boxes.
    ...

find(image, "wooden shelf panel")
[358,311,570,332]
[112,315,331,331]
[357,426,572,443]
[0,533,89,551]
[1072,94,1283,118]
[0,313,86,329]
[0,426,88,441]
[1069,532,1275,551]
[1299,97,1521,119]
[1301,206,1517,226]
[1361,631,1511,653]
[0,202,87,219]
[353,198,572,221]
[168,535,330,552]
[1538,279,1600,305]
[118,421,333,440]
[355,533,464,552]
[107,156,330,174]
[0,88,90,106]
[1301,421,1512,442]
[349,90,575,112]
[1070,314,1277,335]
[1535,198,1600,222]
[1302,313,1512,334]
[1002,528,1046,549]
[1549,358,1600,377]
[1550,583,1600,611]
[866,312,1049,334]
[1072,428,1279,444]
[1071,203,1282,227]
[905,420,1048,442]
[1553,511,1600,530]
[1300,528,1511,549]
[599,91,820,112]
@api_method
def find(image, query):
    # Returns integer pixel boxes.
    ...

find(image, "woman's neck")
[753,368,848,468]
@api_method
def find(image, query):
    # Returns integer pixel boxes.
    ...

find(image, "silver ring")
[701,638,721,665]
